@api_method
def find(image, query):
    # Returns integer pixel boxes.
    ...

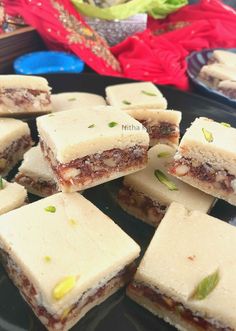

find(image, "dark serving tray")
[0,73,236,331]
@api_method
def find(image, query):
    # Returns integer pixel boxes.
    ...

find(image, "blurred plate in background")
[187,48,236,108]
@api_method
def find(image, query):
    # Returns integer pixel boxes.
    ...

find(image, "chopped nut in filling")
[40,140,148,188]
[118,184,167,226]
[128,281,233,331]
[0,135,32,176]
[0,248,135,331]
[170,157,236,193]
[15,173,58,197]
[0,88,51,113]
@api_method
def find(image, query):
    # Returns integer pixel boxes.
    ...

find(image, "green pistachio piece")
[202,128,213,143]
[191,270,220,300]
[108,121,118,128]
[45,205,56,213]
[154,169,178,191]
[141,90,157,96]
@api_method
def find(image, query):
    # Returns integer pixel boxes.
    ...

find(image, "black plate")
[1,74,236,331]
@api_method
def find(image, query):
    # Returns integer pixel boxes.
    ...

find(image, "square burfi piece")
[124,108,181,147]
[15,146,58,197]
[0,192,140,331]
[170,117,236,206]
[51,92,106,112]
[209,50,236,67]
[0,179,27,215]
[106,82,167,110]
[198,64,236,89]
[118,144,215,227]
[37,108,149,192]
[0,118,32,176]
[127,202,236,331]
[218,80,236,100]
[0,75,51,115]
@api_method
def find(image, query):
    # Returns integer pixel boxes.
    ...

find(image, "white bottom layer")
[174,173,235,206]
[127,288,202,331]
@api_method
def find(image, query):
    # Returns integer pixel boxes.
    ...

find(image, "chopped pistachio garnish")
[122,100,131,105]
[154,169,178,191]
[202,128,213,143]
[157,152,171,158]
[88,124,95,128]
[141,90,157,96]
[53,276,77,300]
[0,177,3,190]
[220,122,231,128]
[68,97,76,101]
[45,205,56,213]
[108,121,118,128]
[191,270,220,300]
[69,219,77,226]
[44,256,52,263]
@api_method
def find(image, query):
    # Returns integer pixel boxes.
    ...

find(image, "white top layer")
[0,179,27,215]
[0,75,51,91]
[135,202,236,329]
[123,108,182,124]
[0,192,140,315]
[213,50,236,66]
[106,82,167,110]
[218,80,236,89]
[200,64,236,81]
[177,117,236,176]
[18,146,55,181]
[124,144,214,212]
[0,118,31,154]
[51,92,106,113]
[95,106,181,123]
[37,108,149,163]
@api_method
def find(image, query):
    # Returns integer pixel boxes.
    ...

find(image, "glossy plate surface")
[187,48,236,107]
[1,74,236,331]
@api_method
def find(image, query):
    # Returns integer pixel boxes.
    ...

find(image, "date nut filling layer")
[129,281,232,331]
[0,248,135,331]
[0,135,32,176]
[41,140,148,187]
[118,184,167,226]
[0,88,51,112]
[171,156,236,194]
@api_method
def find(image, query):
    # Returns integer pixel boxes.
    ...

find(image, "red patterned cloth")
[4,0,236,89]
[112,0,236,89]
[4,0,121,74]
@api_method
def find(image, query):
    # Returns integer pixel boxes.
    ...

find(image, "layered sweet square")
[106,82,167,110]
[37,108,149,192]
[0,75,51,115]
[0,118,32,176]
[170,117,236,206]
[118,144,215,227]
[15,146,58,197]
[123,108,181,146]
[127,202,236,331]
[0,192,140,331]
[0,179,27,215]
[198,64,236,88]
[208,50,236,67]
[51,92,106,113]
